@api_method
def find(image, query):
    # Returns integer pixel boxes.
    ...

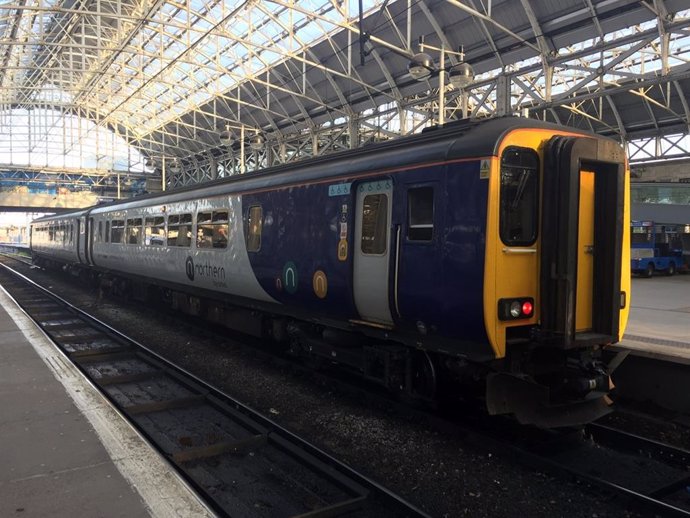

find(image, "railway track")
[0,260,429,518]
[510,422,690,517]
[4,255,690,517]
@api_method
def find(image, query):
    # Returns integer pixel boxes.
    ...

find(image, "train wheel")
[644,263,654,278]
[667,262,676,276]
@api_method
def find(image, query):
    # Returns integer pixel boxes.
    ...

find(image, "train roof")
[32,116,611,222]
[31,209,89,224]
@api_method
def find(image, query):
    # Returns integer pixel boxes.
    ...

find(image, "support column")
[496,74,510,117]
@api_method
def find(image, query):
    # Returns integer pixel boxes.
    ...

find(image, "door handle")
[502,247,537,254]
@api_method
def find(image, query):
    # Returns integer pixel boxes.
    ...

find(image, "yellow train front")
[481,122,630,427]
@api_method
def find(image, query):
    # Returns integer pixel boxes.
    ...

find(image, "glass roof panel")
[95,0,385,134]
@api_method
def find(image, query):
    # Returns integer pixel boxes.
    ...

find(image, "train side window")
[105,221,110,243]
[198,210,229,249]
[167,215,179,246]
[500,147,539,246]
[126,218,142,245]
[145,217,166,246]
[246,206,262,252]
[407,187,434,241]
[111,220,124,243]
[361,194,388,255]
[197,212,212,248]
[168,214,191,247]
[97,221,103,242]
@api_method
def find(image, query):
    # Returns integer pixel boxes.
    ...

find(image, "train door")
[541,136,626,346]
[353,179,394,325]
[87,216,95,265]
[77,217,85,263]
[575,170,595,331]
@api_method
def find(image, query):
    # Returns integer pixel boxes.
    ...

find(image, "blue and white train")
[31,117,631,427]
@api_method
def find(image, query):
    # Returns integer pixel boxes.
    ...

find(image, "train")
[30,117,631,427]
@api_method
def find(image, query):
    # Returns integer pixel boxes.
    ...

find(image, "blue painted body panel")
[242,185,358,319]
[243,159,489,346]
[394,161,488,341]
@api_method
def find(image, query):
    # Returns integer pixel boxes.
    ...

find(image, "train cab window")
[126,218,142,244]
[361,194,388,255]
[407,187,434,241]
[196,211,228,249]
[246,206,262,252]
[500,147,539,246]
[145,217,166,246]
[168,214,192,247]
[105,221,110,243]
[111,220,125,243]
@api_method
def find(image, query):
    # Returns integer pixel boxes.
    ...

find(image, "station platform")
[620,274,690,359]
[0,286,213,518]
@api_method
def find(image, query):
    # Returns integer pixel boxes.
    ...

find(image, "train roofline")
[31,116,613,222]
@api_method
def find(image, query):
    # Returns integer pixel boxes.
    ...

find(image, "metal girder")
[2,0,690,191]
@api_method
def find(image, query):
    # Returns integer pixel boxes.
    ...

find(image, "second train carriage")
[30,117,631,427]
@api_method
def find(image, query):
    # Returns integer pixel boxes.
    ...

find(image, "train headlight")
[498,297,535,321]
[509,301,521,318]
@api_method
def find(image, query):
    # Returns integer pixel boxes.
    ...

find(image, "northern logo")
[185,256,195,280]
[185,256,226,283]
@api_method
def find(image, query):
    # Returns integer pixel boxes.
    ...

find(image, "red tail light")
[522,301,533,316]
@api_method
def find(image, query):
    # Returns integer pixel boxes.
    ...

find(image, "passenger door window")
[361,194,388,255]
[407,187,434,241]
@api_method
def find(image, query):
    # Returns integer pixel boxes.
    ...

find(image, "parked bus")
[631,221,687,277]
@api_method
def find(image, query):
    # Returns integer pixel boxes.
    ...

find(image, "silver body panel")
[89,195,277,304]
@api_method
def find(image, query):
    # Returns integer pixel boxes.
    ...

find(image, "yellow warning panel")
[576,170,595,332]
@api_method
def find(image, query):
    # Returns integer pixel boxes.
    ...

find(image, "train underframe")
[103,265,617,427]
[33,255,614,428]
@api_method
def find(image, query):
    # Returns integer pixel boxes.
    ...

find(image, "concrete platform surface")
[621,274,690,358]
[0,285,214,518]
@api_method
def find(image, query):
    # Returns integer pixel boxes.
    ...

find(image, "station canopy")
[1,0,690,182]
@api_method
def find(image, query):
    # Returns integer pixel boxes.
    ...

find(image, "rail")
[0,259,429,518]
